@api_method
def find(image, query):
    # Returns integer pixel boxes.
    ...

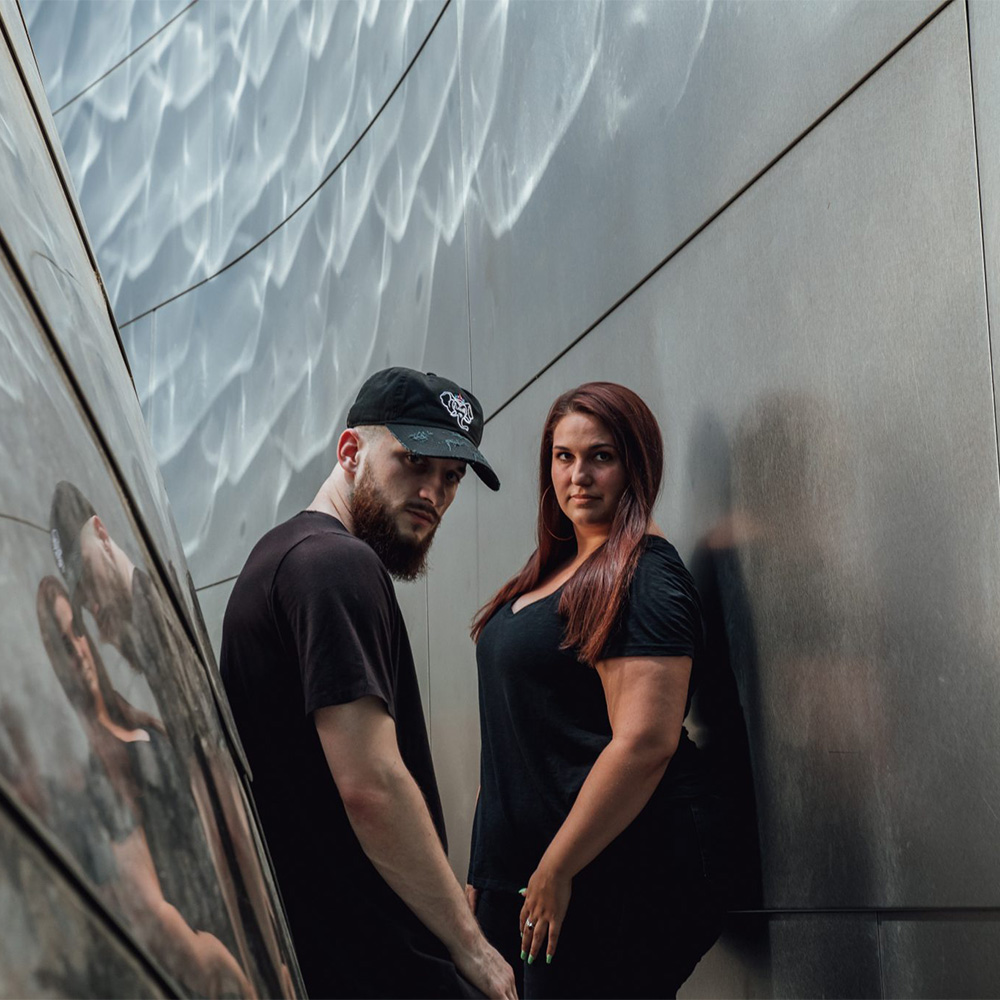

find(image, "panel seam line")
[52,0,200,115]
[118,0,452,331]
[482,0,954,426]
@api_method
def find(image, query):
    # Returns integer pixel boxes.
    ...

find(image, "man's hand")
[453,935,517,1000]
[316,698,517,999]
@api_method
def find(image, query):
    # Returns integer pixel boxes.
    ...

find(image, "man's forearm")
[342,757,480,956]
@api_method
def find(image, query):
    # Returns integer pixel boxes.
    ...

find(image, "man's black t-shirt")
[221,511,461,999]
[468,535,709,893]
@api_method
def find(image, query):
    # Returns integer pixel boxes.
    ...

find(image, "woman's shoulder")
[634,535,697,592]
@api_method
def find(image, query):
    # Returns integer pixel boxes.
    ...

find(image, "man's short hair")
[49,481,96,600]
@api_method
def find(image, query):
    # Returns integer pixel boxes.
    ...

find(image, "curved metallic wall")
[20,0,1000,995]
[0,1,300,994]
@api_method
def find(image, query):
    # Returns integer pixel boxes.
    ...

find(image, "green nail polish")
[518,887,527,895]
[527,954,535,965]
[546,955,553,965]
[520,951,526,962]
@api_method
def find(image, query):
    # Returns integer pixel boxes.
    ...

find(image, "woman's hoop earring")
[541,486,574,541]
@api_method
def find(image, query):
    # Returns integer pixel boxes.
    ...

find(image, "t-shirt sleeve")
[271,534,397,717]
[600,541,704,660]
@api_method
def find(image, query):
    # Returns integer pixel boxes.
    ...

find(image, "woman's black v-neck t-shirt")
[468,536,708,892]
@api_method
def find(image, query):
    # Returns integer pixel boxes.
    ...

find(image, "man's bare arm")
[315,697,516,1000]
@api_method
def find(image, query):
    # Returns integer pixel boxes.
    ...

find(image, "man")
[220,368,516,999]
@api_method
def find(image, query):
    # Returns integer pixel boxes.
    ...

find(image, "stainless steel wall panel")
[472,0,996,910]
[880,915,1000,999]
[0,25,203,643]
[19,0,190,115]
[0,806,170,999]
[1,0,113,304]
[196,577,238,662]
[0,256,299,994]
[462,0,941,413]
[138,2,471,589]
[970,0,1000,452]
[23,0,447,324]
[681,914,881,1000]
[425,479,482,881]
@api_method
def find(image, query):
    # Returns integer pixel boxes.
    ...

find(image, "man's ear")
[337,429,362,478]
[91,515,111,549]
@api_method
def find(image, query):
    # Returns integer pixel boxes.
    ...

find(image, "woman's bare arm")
[518,654,692,963]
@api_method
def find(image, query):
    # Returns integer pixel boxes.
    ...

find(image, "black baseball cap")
[347,368,500,491]
[49,480,96,600]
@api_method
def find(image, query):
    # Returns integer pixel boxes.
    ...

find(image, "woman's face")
[550,412,628,533]
[53,595,100,700]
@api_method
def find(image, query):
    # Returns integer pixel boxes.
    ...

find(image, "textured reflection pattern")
[0,810,168,999]
[21,0,1000,996]
[0,4,300,996]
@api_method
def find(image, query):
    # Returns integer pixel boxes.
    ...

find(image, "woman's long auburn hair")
[471,382,664,665]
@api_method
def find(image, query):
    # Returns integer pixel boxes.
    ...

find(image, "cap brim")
[387,423,500,491]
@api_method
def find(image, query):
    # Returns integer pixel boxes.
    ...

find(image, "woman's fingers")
[521,916,547,964]
[544,917,560,963]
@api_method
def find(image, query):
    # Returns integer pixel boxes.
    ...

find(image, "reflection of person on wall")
[36,576,253,998]
[726,394,888,907]
[48,481,291,996]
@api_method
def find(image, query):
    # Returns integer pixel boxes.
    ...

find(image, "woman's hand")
[519,863,572,965]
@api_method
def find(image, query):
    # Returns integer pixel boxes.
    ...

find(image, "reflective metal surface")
[0,2,301,987]
[970,1,1000,444]
[0,17,204,645]
[475,0,996,910]
[463,0,941,413]
[0,250,299,994]
[19,0,190,114]
[21,0,448,324]
[0,806,169,999]
[681,914,881,1000]
[880,916,1000,999]
[130,2,469,589]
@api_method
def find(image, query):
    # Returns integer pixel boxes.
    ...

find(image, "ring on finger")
[526,919,534,929]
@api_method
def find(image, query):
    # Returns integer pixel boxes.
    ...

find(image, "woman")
[467,383,729,999]
[36,576,254,999]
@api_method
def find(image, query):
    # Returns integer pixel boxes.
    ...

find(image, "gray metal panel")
[0,256,298,994]
[0,20,203,644]
[396,574,432,733]
[0,0,110,284]
[970,1,1000,452]
[140,2,471,588]
[0,805,170,999]
[462,0,941,413]
[19,0,191,113]
[880,915,1000,999]
[681,913,881,1000]
[473,0,998,909]
[426,478,482,881]
[196,576,238,662]
[25,0,447,324]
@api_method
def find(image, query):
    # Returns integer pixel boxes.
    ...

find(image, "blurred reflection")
[36,575,252,998]
[45,481,294,996]
[724,394,890,907]
[0,809,167,1000]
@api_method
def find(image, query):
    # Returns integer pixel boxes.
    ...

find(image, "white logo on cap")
[51,528,65,575]
[439,391,473,432]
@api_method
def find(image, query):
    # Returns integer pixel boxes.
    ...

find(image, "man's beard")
[350,471,437,581]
